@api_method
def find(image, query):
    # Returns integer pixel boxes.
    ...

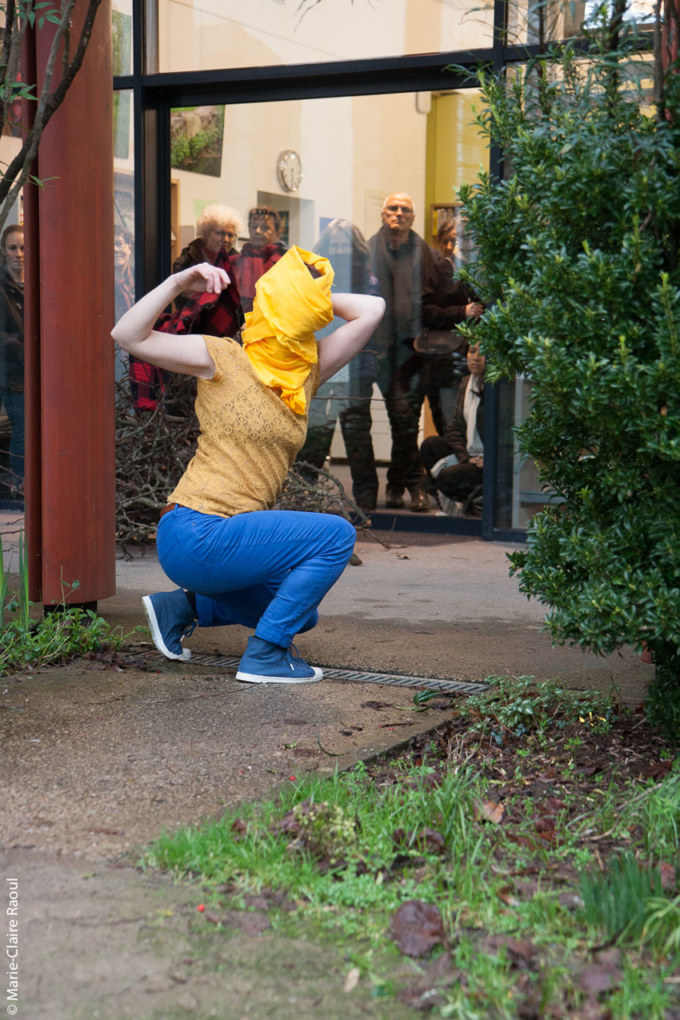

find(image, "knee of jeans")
[337,516,358,554]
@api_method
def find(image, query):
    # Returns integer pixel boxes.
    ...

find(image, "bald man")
[340,193,469,513]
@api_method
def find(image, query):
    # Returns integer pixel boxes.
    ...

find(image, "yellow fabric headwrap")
[241,245,334,413]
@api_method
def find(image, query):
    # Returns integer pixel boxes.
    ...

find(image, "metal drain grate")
[145,651,488,695]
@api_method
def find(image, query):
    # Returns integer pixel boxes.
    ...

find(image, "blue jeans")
[156,506,356,647]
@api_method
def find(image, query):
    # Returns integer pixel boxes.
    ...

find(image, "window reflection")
[156,0,494,74]
[162,89,488,517]
[0,224,25,502]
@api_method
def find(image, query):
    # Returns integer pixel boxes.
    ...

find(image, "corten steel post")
[24,0,116,606]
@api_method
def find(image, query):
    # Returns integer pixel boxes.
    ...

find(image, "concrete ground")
[0,520,654,1019]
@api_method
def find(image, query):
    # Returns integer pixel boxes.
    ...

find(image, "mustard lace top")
[168,336,319,517]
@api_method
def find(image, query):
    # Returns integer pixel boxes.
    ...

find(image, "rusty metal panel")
[27,1,116,606]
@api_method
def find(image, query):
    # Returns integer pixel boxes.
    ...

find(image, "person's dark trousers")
[437,461,483,502]
[296,421,336,476]
[382,354,427,494]
[340,350,380,510]
[420,434,456,495]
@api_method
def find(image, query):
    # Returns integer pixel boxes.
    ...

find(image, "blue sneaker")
[142,589,196,661]
[236,636,323,684]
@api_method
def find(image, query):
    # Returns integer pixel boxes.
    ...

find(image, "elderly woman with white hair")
[174,203,243,273]
[153,203,245,342]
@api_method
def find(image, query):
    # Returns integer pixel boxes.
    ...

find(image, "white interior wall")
[158,0,491,73]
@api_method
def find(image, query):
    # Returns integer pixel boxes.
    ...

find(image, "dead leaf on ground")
[391,900,446,957]
[576,961,623,996]
[476,799,506,824]
[343,966,360,992]
[482,933,538,968]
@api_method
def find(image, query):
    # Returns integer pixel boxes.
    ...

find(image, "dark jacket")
[367,227,477,364]
[0,267,24,392]
[443,373,485,462]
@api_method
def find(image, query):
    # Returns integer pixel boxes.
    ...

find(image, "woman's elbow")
[370,296,386,327]
[111,324,135,353]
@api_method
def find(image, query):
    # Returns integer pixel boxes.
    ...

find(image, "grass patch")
[145,677,680,1017]
[0,532,129,675]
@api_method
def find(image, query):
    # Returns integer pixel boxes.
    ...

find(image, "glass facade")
[156,0,495,74]
[165,89,487,508]
[112,0,655,537]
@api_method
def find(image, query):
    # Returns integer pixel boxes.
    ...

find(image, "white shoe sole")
[235,666,323,684]
[142,595,192,661]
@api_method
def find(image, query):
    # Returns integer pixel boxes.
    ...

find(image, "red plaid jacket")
[130,250,244,412]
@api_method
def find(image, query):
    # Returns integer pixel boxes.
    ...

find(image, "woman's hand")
[112,266,222,379]
[176,262,231,295]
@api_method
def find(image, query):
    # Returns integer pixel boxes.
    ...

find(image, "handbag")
[412,328,466,357]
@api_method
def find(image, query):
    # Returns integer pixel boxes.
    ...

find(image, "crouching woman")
[112,247,384,683]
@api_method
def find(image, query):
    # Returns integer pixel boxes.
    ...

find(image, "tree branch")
[0,0,103,234]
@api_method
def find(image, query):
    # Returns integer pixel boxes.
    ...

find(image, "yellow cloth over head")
[240,245,334,413]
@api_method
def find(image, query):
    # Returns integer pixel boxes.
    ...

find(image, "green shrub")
[458,23,680,737]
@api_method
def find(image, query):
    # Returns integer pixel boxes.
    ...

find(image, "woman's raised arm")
[316,292,385,385]
[111,263,231,378]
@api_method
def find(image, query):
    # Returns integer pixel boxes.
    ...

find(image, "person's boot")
[142,589,196,661]
[408,485,431,512]
[385,486,405,508]
[236,635,323,684]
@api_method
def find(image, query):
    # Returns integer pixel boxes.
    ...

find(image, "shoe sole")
[235,666,323,684]
[142,595,192,661]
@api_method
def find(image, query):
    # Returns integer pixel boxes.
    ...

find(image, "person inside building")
[128,204,245,414]
[111,248,385,683]
[114,225,167,414]
[233,205,287,314]
[341,192,477,513]
[434,219,457,264]
[422,220,483,436]
[295,218,380,488]
[173,203,242,285]
[0,224,25,497]
[419,341,485,517]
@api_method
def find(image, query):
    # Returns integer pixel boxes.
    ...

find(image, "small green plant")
[292,800,358,865]
[0,534,124,675]
[580,853,666,945]
[457,674,616,741]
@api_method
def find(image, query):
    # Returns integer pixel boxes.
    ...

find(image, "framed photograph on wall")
[170,106,225,178]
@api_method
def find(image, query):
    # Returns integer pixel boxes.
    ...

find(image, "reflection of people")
[233,206,287,314]
[111,250,384,683]
[342,193,473,512]
[419,342,485,516]
[114,225,166,413]
[0,224,25,495]
[434,220,457,263]
[422,228,484,436]
[173,204,243,307]
[295,218,379,483]
[114,226,135,321]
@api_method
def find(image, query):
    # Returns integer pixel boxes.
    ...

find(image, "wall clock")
[276,149,302,193]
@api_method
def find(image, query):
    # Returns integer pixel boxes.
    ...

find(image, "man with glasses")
[342,192,460,513]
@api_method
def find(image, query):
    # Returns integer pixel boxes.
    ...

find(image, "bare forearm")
[111,272,188,354]
[110,263,229,379]
[331,291,384,325]
[317,293,384,384]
